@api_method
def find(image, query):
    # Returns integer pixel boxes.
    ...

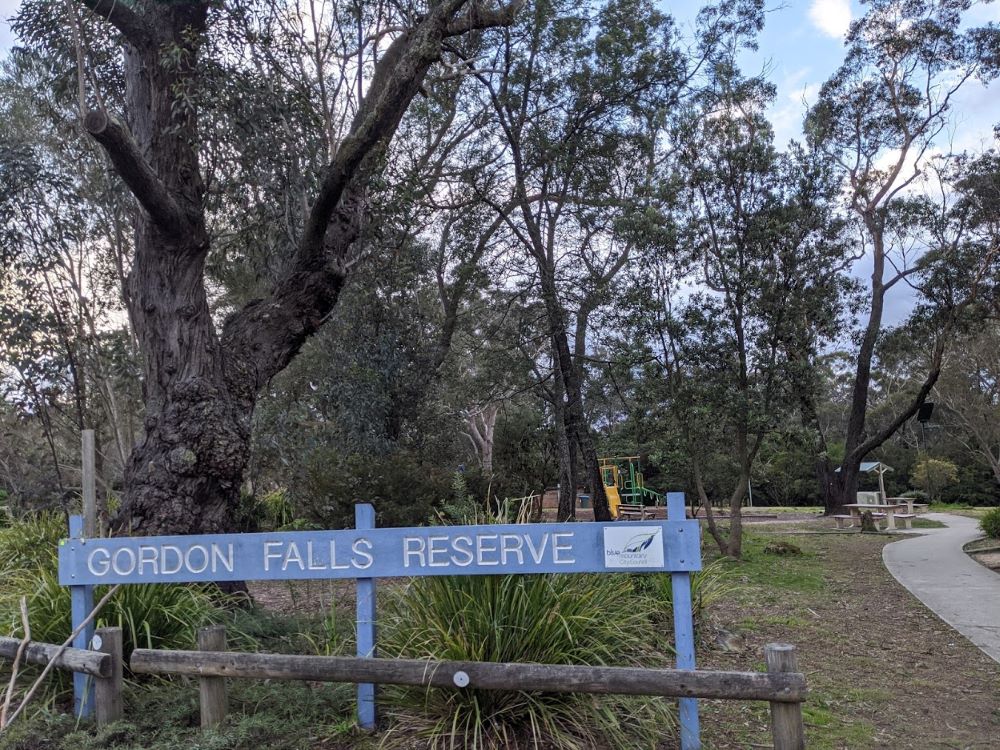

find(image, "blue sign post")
[355,503,377,730]
[61,497,702,748]
[67,515,95,719]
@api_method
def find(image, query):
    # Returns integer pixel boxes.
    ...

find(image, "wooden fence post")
[667,492,700,750]
[765,644,805,750]
[82,430,97,538]
[94,627,122,725]
[198,625,228,729]
[355,503,377,730]
[68,515,95,719]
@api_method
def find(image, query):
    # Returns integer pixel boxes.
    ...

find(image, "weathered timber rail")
[0,627,123,726]
[129,627,807,749]
[0,636,110,678]
[131,650,806,702]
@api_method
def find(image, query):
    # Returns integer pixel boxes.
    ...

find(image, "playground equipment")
[599,456,663,519]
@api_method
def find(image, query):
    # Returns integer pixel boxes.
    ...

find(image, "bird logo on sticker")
[624,530,660,554]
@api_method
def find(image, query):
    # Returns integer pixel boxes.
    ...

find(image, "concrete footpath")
[883,513,1000,664]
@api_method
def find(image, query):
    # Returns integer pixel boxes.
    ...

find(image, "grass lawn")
[698,528,1000,749]
[928,504,990,518]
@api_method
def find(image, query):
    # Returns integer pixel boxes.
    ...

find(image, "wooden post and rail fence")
[2,626,807,748]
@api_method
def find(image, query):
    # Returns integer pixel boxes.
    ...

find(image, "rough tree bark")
[79,0,522,534]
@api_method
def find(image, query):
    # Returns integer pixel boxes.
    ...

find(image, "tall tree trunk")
[536,267,610,520]
[78,0,520,534]
[552,355,577,521]
[104,5,237,534]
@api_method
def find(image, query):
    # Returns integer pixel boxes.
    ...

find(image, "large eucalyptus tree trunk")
[79,0,520,535]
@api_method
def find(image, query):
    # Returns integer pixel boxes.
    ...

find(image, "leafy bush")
[291,449,454,529]
[0,510,64,577]
[380,572,674,750]
[911,458,959,503]
[980,507,1000,539]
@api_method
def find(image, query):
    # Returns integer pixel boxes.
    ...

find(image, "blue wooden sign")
[59,521,699,586]
[60,492,703,749]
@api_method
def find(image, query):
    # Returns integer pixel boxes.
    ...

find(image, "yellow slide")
[605,484,622,519]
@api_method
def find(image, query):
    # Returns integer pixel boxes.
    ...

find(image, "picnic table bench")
[617,503,664,520]
[838,503,916,531]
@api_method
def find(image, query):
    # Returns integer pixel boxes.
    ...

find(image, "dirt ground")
[699,529,1000,749]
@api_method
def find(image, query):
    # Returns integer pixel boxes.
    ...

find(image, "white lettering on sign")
[87,543,236,578]
[352,538,374,569]
[162,545,183,574]
[552,533,575,564]
[398,530,578,571]
[71,526,605,582]
[451,535,473,567]
[259,539,372,572]
[500,534,523,566]
[404,537,425,568]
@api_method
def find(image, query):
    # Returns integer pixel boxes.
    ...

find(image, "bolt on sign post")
[61,493,703,748]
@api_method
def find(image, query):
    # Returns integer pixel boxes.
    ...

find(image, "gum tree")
[805,0,999,512]
[37,0,522,534]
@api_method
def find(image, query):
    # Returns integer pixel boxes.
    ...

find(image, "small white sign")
[603,526,665,569]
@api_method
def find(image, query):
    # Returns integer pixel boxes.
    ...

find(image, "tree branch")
[446,0,525,36]
[83,110,194,239]
[77,0,150,46]
[221,0,521,398]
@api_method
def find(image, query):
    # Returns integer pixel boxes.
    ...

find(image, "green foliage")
[289,448,454,529]
[432,471,481,525]
[0,510,63,576]
[980,507,1000,539]
[0,513,226,665]
[258,487,295,530]
[911,457,959,503]
[380,572,674,750]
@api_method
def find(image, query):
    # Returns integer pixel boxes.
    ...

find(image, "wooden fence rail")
[2,625,808,748]
[131,649,806,702]
[0,627,123,727]
[130,626,807,749]
[0,636,110,678]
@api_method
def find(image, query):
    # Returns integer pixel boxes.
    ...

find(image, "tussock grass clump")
[380,572,675,750]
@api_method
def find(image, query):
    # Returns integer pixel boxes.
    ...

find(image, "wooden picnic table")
[843,503,910,531]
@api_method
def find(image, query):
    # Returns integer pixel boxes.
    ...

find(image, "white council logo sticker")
[602,526,665,569]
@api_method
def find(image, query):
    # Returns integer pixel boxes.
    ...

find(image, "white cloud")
[808,0,852,40]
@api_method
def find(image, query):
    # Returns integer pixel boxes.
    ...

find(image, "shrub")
[981,507,1000,539]
[911,458,959,503]
[0,510,64,577]
[380,572,674,750]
